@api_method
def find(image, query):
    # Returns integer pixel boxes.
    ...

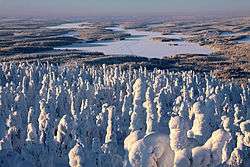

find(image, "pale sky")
[0,0,249,17]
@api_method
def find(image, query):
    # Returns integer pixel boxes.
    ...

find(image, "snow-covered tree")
[143,86,158,134]
[0,61,248,166]
[68,142,86,167]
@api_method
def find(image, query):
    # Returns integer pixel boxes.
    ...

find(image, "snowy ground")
[0,62,249,167]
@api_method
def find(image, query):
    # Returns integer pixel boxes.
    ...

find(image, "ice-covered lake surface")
[236,36,250,43]
[51,22,212,58]
[220,31,233,36]
[47,22,92,29]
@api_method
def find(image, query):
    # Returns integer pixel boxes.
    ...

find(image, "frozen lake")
[50,23,212,58]
[236,36,250,43]
[47,22,92,29]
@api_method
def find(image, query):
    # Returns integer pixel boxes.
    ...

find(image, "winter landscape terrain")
[0,62,249,167]
[0,1,250,167]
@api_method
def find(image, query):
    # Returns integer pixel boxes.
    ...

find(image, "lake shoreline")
[51,23,212,58]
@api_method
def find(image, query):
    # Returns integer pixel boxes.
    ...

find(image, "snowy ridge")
[0,62,249,167]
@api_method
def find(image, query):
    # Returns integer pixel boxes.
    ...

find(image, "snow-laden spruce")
[0,62,249,167]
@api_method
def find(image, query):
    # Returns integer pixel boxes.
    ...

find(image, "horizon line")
[1,9,250,19]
